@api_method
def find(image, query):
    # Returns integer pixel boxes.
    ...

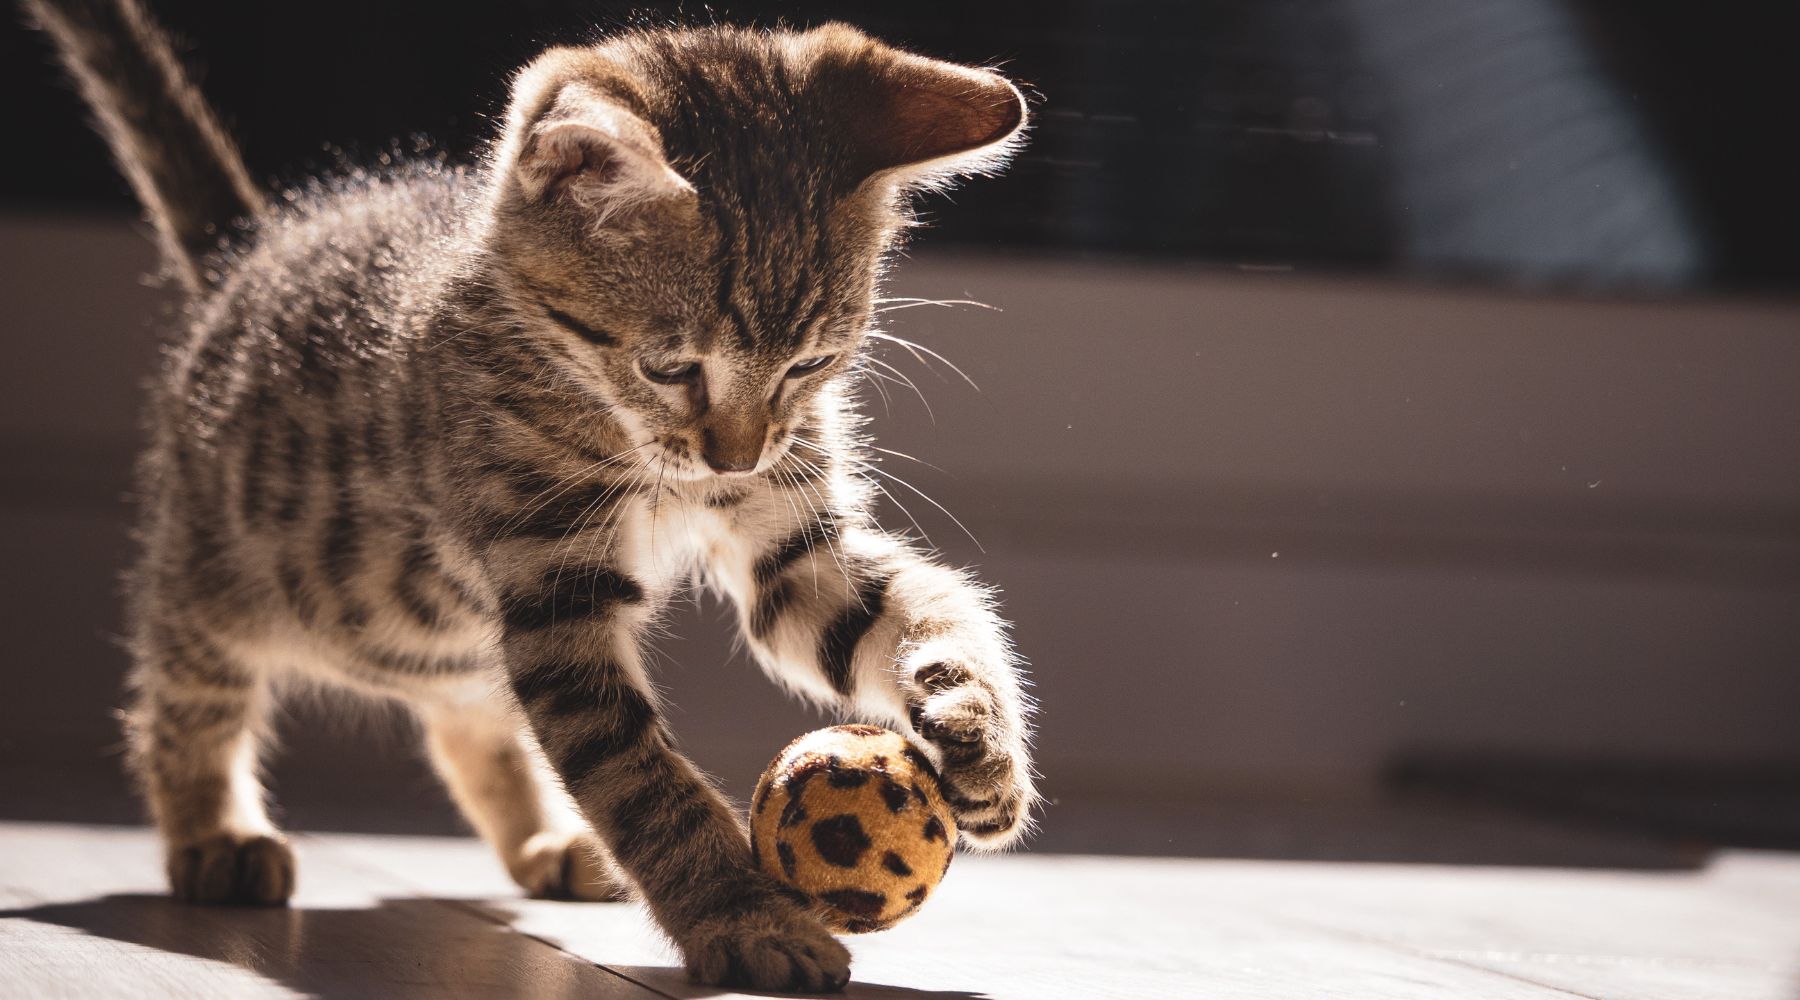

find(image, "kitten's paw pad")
[515,831,632,902]
[684,902,852,993]
[168,833,295,906]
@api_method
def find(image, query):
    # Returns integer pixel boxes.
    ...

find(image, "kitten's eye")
[641,359,701,384]
[786,355,835,378]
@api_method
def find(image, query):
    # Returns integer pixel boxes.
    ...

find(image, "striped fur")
[34,5,1036,992]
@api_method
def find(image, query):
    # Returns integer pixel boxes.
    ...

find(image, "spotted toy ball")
[750,725,955,933]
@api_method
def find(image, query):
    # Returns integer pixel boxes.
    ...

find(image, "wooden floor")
[1,822,1796,999]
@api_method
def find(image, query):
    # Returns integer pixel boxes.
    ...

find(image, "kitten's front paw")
[682,895,852,993]
[514,830,632,902]
[167,833,295,905]
[906,662,1037,848]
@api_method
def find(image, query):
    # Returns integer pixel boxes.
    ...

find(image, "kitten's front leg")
[494,561,850,992]
[732,521,1038,847]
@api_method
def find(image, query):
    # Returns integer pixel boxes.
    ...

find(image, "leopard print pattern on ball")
[751,726,955,934]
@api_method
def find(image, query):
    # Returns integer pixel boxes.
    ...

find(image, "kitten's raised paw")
[168,833,295,906]
[905,672,1037,849]
[515,831,632,902]
[683,899,852,993]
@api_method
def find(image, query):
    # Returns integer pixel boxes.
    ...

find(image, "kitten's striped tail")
[23,0,264,292]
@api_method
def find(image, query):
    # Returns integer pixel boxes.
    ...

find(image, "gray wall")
[4,215,1797,833]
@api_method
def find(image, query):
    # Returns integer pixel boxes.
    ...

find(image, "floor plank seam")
[298,832,680,999]
[438,894,684,1000]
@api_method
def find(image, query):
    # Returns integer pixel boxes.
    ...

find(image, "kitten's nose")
[704,453,758,474]
[701,427,763,475]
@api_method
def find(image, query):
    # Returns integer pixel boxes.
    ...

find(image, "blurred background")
[3,0,1796,867]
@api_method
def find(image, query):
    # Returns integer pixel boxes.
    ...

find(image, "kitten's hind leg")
[125,625,294,906]
[420,701,630,901]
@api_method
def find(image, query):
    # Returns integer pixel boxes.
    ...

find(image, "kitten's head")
[472,24,1025,480]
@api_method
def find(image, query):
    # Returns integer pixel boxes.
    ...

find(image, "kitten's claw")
[168,833,295,905]
[682,895,852,993]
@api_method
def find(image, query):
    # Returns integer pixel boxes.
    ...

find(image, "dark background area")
[5,0,1799,286]
[3,0,1798,867]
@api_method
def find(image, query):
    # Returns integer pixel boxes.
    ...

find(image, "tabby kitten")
[28,0,1037,991]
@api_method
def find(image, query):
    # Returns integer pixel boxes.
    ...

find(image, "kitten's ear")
[503,66,693,220]
[808,25,1028,188]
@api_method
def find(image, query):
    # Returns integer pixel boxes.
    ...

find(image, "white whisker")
[863,356,935,424]
[866,330,980,391]
[871,296,1000,315]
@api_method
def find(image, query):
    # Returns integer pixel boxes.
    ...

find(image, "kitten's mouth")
[645,448,710,483]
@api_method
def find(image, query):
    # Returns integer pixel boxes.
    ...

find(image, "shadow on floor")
[0,894,987,1000]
